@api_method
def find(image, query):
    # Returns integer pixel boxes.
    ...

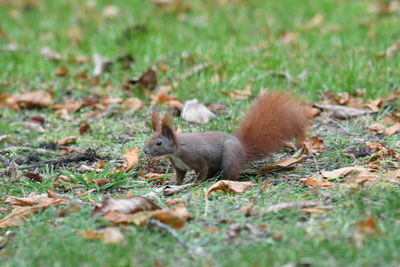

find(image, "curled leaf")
[206,180,253,197]
[123,146,139,172]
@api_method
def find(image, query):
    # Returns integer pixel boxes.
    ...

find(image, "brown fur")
[235,91,309,161]
[144,91,309,184]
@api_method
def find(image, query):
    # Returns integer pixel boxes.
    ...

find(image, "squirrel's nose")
[143,147,149,155]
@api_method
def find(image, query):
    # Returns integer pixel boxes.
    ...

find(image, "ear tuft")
[161,114,176,142]
[151,109,160,131]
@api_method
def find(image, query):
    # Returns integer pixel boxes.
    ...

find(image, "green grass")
[1,0,400,266]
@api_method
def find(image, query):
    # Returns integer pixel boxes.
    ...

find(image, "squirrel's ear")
[161,114,176,142]
[151,109,160,131]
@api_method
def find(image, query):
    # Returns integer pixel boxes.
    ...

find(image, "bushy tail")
[235,91,309,162]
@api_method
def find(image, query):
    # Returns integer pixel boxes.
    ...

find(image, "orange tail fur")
[235,91,309,162]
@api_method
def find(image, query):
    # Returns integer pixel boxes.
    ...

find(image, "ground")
[0,0,400,266]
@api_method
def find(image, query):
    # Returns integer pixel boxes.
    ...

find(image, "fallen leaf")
[356,213,380,235]
[56,136,77,146]
[92,53,112,77]
[124,97,144,110]
[301,207,325,214]
[320,166,374,180]
[139,67,157,91]
[313,104,374,119]
[23,172,43,183]
[79,121,90,135]
[0,193,69,228]
[385,123,400,135]
[368,122,386,134]
[93,196,160,216]
[54,65,69,76]
[304,136,325,153]
[259,156,303,170]
[40,46,61,61]
[52,99,85,113]
[123,147,139,172]
[165,198,186,207]
[300,176,332,188]
[223,84,252,100]
[181,99,215,124]
[6,91,53,109]
[93,178,111,186]
[150,85,183,110]
[80,227,124,244]
[206,180,253,197]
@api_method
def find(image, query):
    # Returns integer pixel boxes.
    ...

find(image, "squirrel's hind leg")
[221,139,246,180]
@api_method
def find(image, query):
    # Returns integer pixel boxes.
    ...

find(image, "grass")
[1,0,400,266]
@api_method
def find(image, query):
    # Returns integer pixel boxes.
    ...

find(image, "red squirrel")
[143,91,309,184]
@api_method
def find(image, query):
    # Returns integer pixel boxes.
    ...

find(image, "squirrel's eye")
[156,141,162,146]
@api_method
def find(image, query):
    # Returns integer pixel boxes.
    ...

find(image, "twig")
[149,219,204,255]
[0,146,60,156]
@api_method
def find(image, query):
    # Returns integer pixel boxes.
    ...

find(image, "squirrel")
[143,91,309,185]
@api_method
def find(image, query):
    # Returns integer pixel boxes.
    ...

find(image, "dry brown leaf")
[40,46,61,61]
[301,207,325,214]
[300,177,332,188]
[356,213,380,235]
[259,156,303,170]
[6,91,53,109]
[305,106,321,118]
[321,166,375,180]
[142,172,165,182]
[385,123,400,135]
[92,196,160,216]
[103,209,185,229]
[368,122,386,134]
[0,193,69,228]
[93,178,111,186]
[165,198,186,207]
[223,84,252,100]
[52,99,84,113]
[124,97,144,110]
[304,136,325,153]
[123,146,139,172]
[79,121,90,136]
[365,141,399,160]
[56,136,77,146]
[80,227,124,244]
[23,172,43,183]
[313,104,374,119]
[139,67,157,91]
[150,85,183,110]
[54,65,69,77]
[206,180,253,197]
[181,99,215,124]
